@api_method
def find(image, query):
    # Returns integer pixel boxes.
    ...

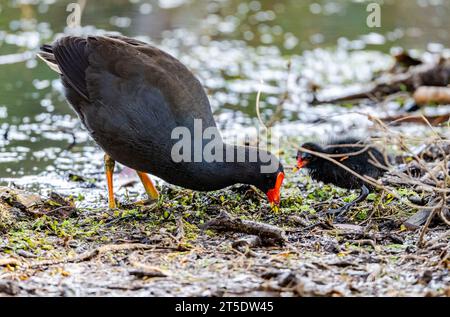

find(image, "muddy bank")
[0,182,448,297]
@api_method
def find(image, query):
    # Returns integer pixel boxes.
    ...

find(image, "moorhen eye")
[295,137,389,218]
[38,35,284,208]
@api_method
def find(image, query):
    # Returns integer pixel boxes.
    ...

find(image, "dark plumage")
[296,137,388,216]
[38,35,284,207]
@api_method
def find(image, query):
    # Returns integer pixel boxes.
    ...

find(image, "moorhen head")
[296,137,388,216]
[38,35,284,208]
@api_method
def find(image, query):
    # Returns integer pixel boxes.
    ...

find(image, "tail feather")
[37,45,61,74]
[40,44,53,53]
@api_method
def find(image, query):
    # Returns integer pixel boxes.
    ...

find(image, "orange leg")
[136,171,159,200]
[104,154,117,209]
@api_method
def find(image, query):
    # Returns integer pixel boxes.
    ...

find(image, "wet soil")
[0,181,448,297]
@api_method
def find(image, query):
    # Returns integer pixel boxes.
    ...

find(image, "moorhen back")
[38,35,284,208]
[296,137,388,216]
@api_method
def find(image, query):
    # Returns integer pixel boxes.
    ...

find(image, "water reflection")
[0,0,449,186]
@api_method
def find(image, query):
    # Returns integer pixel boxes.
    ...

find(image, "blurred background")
[0,0,449,191]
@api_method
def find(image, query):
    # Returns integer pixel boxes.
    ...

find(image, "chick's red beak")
[266,172,284,205]
[296,157,307,169]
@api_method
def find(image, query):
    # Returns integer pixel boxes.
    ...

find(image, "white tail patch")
[37,53,62,74]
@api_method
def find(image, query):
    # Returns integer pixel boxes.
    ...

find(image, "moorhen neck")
[38,35,284,208]
[296,137,388,216]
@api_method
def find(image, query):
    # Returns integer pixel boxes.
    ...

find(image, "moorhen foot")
[296,137,388,218]
[38,35,284,208]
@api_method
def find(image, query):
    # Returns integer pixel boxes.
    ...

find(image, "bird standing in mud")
[295,137,388,217]
[38,35,284,208]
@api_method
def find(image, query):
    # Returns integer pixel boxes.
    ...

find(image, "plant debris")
[203,211,286,245]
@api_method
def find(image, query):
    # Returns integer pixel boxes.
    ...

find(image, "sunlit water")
[0,0,449,202]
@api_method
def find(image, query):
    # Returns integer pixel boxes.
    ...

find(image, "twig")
[255,80,266,130]
[316,59,450,103]
[417,198,443,247]
[381,114,450,126]
[404,198,439,230]
[266,60,292,128]
[0,258,21,267]
[202,211,286,245]
[255,60,292,130]
[29,243,178,268]
[439,207,450,226]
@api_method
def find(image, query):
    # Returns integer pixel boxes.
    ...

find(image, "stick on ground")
[203,211,286,245]
[29,243,179,269]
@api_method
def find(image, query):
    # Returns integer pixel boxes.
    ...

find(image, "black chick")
[296,137,388,217]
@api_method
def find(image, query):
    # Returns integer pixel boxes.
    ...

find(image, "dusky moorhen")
[38,35,284,208]
[296,137,388,216]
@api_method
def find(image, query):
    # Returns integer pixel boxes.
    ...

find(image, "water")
[0,0,449,189]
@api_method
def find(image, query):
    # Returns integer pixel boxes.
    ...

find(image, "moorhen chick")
[38,35,284,208]
[296,137,388,216]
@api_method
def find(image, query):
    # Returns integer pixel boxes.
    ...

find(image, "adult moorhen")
[296,137,388,216]
[38,35,284,208]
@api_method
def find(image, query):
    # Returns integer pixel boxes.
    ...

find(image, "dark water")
[0,0,449,184]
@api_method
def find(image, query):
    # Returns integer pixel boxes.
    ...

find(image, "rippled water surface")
[0,0,449,192]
